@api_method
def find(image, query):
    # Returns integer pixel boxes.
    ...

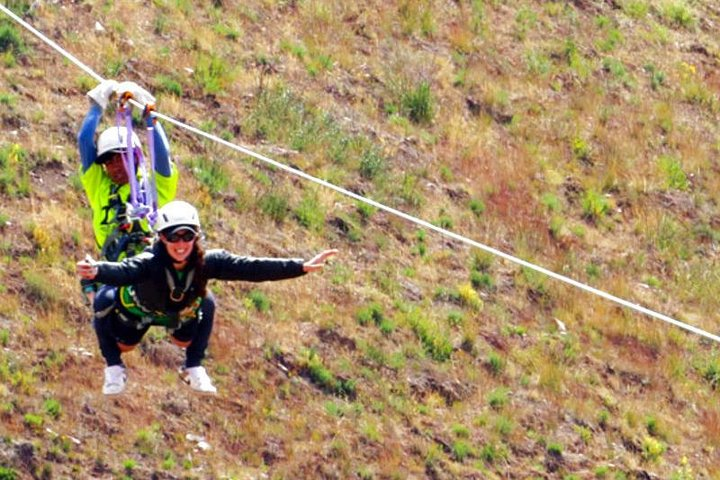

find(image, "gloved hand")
[115,81,156,106]
[86,79,119,110]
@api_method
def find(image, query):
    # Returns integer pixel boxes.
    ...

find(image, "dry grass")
[1,0,720,477]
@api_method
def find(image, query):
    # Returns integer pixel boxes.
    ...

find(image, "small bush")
[188,156,229,196]
[0,143,30,197]
[23,270,60,307]
[401,81,434,124]
[155,74,183,97]
[294,191,325,232]
[487,387,509,409]
[451,424,470,438]
[658,155,688,191]
[452,440,473,462]
[479,443,499,464]
[0,22,24,55]
[43,398,62,419]
[447,311,464,327]
[470,270,494,290]
[301,349,356,397]
[662,2,695,29]
[581,189,610,221]
[134,423,161,456]
[641,436,666,461]
[486,351,505,376]
[23,413,43,430]
[457,283,483,310]
[405,309,453,362]
[194,53,234,95]
[0,466,18,480]
[547,442,563,456]
[359,147,385,180]
[356,303,384,326]
[469,198,485,217]
[247,290,270,312]
[259,192,289,223]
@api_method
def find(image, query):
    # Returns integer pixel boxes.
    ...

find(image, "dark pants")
[93,286,215,369]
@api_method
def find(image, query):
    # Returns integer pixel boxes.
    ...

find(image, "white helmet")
[155,201,201,233]
[96,126,141,162]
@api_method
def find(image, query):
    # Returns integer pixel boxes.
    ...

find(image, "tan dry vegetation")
[1,0,720,478]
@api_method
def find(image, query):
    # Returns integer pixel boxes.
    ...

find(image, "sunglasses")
[164,230,198,243]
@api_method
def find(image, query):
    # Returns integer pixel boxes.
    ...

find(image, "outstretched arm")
[303,249,339,273]
[77,102,103,173]
[148,115,173,177]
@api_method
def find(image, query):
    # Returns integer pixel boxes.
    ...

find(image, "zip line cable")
[3,4,718,343]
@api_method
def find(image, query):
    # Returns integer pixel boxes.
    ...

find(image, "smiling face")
[102,152,130,185]
[160,228,198,264]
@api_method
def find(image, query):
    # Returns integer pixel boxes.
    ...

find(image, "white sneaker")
[181,366,217,394]
[102,365,127,395]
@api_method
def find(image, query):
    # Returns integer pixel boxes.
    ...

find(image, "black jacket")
[94,242,306,314]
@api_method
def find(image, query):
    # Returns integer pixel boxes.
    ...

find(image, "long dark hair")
[192,240,208,298]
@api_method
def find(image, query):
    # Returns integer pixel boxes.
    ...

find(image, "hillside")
[1,0,720,478]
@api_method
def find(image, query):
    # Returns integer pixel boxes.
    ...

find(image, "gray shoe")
[102,365,127,395]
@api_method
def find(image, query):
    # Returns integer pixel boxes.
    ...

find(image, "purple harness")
[115,95,159,227]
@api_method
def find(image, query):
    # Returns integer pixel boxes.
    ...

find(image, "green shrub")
[401,81,434,124]
[0,22,24,55]
[406,310,453,362]
[495,415,514,437]
[0,466,18,480]
[294,191,325,231]
[641,436,666,461]
[469,198,485,217]
[0,143,30,197]
[259,191,289,223]
[194,53,233,95]
[134,423,161,456]
[301,349,356,397]
[43,398,62,419]
[452,440,473,462]
[188,156,229,196]
[470,270,494,290]
[581,189,610,221]
[247,289,270,312]
[23,412,43,430]
[658,155,688,191]
[155,74,183,96]
[547,442,563,455]
[23,270,60,306]
[623,1,648,18]
[487,387,509,409]
[479,443,498,464]
[359,146,385,179]
[486,351,505,376]
[662,2,695,29]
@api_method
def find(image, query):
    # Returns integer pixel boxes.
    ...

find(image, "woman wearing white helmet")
[77,200,338,396]
[77,79,179,302]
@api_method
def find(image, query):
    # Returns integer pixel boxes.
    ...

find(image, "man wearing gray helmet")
[77,79,179,304]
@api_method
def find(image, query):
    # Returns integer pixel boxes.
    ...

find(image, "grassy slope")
[1,0,720,478]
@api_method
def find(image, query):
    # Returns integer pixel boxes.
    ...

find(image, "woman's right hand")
[77,255,98,280]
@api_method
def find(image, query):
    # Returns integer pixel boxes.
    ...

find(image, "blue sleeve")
[77,103,103,173]
[147,114,172,177]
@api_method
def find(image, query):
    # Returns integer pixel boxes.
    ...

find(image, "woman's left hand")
[303,249,338,273]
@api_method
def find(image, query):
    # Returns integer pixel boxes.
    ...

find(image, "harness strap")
[165,268,195,302]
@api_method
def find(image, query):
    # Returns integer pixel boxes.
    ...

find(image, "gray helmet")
[154,201,201,233]
[96,126,141,163]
